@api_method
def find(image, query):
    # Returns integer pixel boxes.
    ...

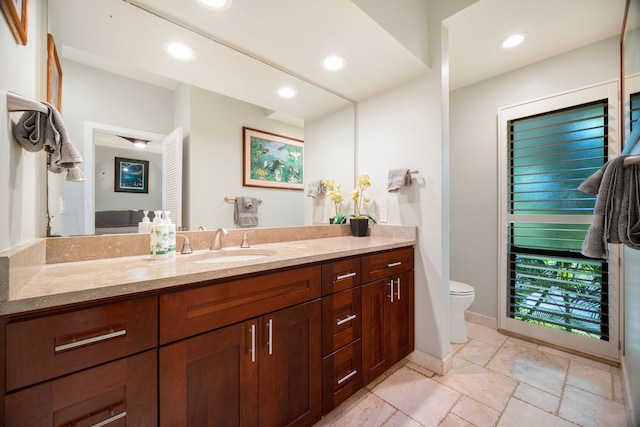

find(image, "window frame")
[498,81,620,361]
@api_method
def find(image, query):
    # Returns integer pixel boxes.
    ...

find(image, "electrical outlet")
[59,197,65,214]
[379,207,388,223]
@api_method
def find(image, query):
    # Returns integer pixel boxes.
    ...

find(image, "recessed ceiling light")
[322,55,347,71]
[278,87,297,98]
[164,42,195,61]
[197,0,232,10]
[501,34,526,49]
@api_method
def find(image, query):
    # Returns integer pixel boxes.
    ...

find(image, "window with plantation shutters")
[498,82,619,360]
[507,100,609,340]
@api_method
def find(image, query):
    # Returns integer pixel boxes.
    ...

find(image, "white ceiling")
[49,0,627,122]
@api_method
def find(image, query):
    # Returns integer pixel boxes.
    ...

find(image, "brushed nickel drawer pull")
[337,370,358,385]
[397,277,401,300]
[250,324,256,363]
[336,272,356,281]
[55,329,127,352]
[387,261,402,268]
[90,410,126,427]
[267,318,273,355]
[388,280,395,303]
[336,314,357,326]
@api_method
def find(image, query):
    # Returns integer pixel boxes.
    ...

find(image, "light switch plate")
[379,207,388,223]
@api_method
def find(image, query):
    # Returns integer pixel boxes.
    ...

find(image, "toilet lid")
[450,280,474,296]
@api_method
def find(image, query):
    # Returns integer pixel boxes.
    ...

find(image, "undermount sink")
[191,249,275,264]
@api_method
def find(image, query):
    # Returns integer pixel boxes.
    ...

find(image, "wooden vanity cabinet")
[3,296,158,426]
[361,248,415,385]
[159,266,323,426]
[320,257,363,415]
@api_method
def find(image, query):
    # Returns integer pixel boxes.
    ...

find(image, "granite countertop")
[1,226,416,316]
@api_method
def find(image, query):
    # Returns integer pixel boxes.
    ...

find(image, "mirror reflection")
[47,0,355,236]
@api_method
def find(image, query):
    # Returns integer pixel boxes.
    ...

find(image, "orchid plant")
[350,174,376,223]
[324,179,346,224]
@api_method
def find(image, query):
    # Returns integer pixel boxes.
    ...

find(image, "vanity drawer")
[322,287,361,355]
[362,247,414,282]
[160,265,321,344]
[5,350,157,426]
[321,257,361,295]
[5,296,158,391]
[322,339,362,415]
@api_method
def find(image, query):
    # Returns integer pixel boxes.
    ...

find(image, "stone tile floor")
[315,322,628,427]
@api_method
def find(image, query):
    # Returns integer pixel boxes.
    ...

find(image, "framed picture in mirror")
[115,157,149,193]
[47,33,62,111]
[0,0,28,45]
[242,127,304,191]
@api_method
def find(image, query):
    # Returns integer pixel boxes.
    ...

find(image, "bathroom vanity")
[0,226,415,425]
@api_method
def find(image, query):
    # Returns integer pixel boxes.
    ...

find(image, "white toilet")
[449,280,475,343]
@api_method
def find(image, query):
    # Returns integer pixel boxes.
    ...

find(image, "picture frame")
[114,157,149,193]
[0,0,28,45]
[242,127,304,191]
[47,33,62,111]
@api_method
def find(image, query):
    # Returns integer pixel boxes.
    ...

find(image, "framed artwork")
[114,157,149,193]
[242,127,304,191]
[0,0,28,45]
[47,34,62,111]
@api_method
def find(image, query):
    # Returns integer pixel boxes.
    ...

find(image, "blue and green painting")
[250,137,302,184]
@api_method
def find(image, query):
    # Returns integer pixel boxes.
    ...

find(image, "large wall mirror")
[47,0,355,236]
[623,0,640,150]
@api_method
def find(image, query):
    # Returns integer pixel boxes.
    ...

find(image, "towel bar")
[6,91,48,114]
[225,197,262,204]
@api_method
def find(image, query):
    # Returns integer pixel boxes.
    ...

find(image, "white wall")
[187,86,305,231]
[57,60,175,235]
[0,0,47,251]
[304,105,355,224]
[355,0,474,360]
[449,36,619,319]
[94,145,162,212]
[624,248,640,425]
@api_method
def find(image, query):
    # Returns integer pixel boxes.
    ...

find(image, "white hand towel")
[387,169,412,192]
[234,197,258,227]
[307,180,325,198]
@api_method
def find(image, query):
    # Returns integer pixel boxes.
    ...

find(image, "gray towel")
[12,101,85,182]
[387,169,412,192]
[307,180,325,198]
[578,156,640,258]
[234,197,258,227]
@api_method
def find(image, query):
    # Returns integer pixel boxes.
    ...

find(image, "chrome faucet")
[241,231,251,248]
[211,227,229,250]
[176,234,192,254]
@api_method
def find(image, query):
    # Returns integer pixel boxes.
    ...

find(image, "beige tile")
[382,411,423,427]
[439,413,475,427]
[504,336,538,349]
[456,338,499,366]
[372,367,460,427]
[559,385,627,427]
[451,395,501,427]
[513,383,561,414]
[497,398,577,427]
[405,361,435,378]
[466,323,508,347]
[486,342,569,396]
[434,357,517,412]
[612,366,624,404]
[566,358,612,399]
[314,389,396,427]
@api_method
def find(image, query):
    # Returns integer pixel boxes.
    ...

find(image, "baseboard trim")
[408,349,453,376]
[464,310,497,329]
[621,355,637,427]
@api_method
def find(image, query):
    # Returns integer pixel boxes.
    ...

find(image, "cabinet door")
[389,271,414,362]
[159,321,258,427]
[259,299,322,427]
[5,350,156,426]
[361,278,392,385]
